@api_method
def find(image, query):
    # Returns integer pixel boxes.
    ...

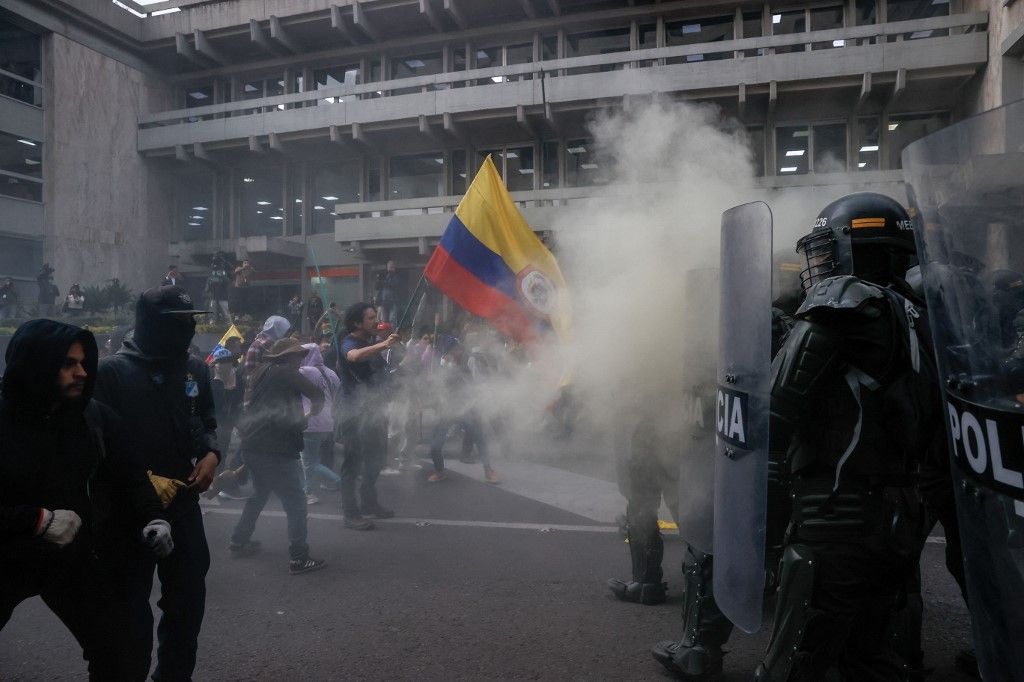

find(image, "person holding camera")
[206,253,231,324]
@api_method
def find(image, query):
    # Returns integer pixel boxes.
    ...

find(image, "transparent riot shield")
[903,99,1024,682]
[676,268,720,555]
[712,201,773,634]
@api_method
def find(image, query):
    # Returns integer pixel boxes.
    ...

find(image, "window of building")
[772,9,807,54]
[856,0,877,24]
[0,235,42,282]
[178,173,214,241]
[477,148,501,176]
[185,84,213,121]
[565,139,608,186]
[450,150,468,194]
[506,42,534,81]
[747,127,765,177]
[638,23,658,66]
[810,6,845,50]
[0,19,42,106]
[240,79,263,114]
[0,131,42,202]
[743,11,765,56]
[887,0,949,39]
[315,64,359,103]
[542,141,559,189]
[390,153,444,200]
[856,118,880,170]
[312,161,361,233]
[666,15,734,63]
[503,146,535,191]
[367,158,381,201]
[391,52,444,94]
[541,35,559,60]
[813,123,847,172]
[886,112,949,169]
[289,168,304,236]
[566,27,630,74]
[238,167,284,237]
[776,125,810,175]
[474,47,502,85]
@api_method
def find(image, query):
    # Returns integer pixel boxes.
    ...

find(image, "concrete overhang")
[169,235,308,262]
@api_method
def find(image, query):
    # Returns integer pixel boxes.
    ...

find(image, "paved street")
[1,448,975,681]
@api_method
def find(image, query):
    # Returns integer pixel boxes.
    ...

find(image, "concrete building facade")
[0,0,1021,317]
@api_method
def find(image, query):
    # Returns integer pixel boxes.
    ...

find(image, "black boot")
[607,578,667,605]
[608,510,666,605]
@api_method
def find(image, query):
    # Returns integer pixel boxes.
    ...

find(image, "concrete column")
[656,16,665,65]
[228,168,238,239]
[557,29,566,76]
[734,7,744,58]
[281,165,290,237]
[764,3,774,56]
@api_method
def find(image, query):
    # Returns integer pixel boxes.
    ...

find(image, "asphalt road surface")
[1,451,975,681]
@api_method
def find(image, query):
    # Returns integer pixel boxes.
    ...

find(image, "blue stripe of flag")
[439,214,519,300]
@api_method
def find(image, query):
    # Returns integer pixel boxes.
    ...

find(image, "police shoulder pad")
[796,275,884,318]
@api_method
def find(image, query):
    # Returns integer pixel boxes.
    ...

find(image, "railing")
[139,12,987,128]
[0,68,43,108]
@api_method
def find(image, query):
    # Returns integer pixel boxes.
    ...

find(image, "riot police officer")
[754,193,939,681]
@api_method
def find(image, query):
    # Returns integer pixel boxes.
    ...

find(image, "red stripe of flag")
[425,245,537,343]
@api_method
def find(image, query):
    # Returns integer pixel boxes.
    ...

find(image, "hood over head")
[129,286,200,363]
[262,315,291,341]
[301,343,324,368]
[1,319,97,412]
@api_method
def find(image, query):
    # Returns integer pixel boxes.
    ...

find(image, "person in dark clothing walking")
[307,293,325,337]
[230,338,327,574]
[338,302,400,530]
[93,286,220,682]
[0,319,172,680]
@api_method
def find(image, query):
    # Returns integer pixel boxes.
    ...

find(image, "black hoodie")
[0,319,164,564]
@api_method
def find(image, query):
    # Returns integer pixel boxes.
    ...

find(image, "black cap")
[141,286,208,315]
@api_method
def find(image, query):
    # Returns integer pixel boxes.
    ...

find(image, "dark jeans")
[110,502,210,681]
[231,451,309,561]
[340,413,386,516]
[1,558,118,679]
[429,412,492,473]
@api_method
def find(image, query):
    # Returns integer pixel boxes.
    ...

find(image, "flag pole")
[393,273,427,336]
[307,245,341,361]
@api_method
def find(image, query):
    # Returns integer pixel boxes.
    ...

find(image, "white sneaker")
[306,494,320,505]
[380,467,401,476]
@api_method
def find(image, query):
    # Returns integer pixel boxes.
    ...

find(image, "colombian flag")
[205,323,244,364]
[425,156,570,344]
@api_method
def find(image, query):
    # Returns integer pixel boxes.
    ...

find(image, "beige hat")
[263,337,308,360]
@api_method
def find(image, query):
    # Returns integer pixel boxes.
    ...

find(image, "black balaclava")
[131,296,197,366]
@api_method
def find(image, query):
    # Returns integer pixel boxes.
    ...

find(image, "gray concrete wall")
[962,0,1024,114]
[42,32,177,298]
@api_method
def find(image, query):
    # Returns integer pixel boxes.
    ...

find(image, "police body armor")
[903,99,1024,682]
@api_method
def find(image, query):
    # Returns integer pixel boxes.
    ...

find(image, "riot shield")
[712,201,773,634]
[676,267,720,555]
[903,99,1024,682]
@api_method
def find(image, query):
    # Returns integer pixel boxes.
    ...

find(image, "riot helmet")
[795,192,917,290]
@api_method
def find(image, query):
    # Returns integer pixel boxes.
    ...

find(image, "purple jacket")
[299,344,340,433]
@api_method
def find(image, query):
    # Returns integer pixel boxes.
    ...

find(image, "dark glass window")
[503,146,535,191]
[185,84,213,121]
[506,42,534,81]
[314,64,359,103]
[856,0,877,25]
[747,127,765,177]
[743,11,765,56]
[772,9,807,54]
[566,28,630,74]
[886,113,949,169]
[776,125,810,175]
[810,6,845,50]
[391,52,443,94]
[474,47,501,85]
[813,123,847,172]
[666,15,734,63]
[367,159,381,202]
[887,0,949,40]
[476,149,501,177]
[542,141,559,189]
[238,167,284,237]
[565,139,607,186]
[178,173,214,241]
[0,173,41,201]
[312,161,361,234]
[856,117,880,170]
[450,150,468,195]
[0,130,42,179]
[390,153,445,199]
[0,235,42,281]
[0,19,42,106]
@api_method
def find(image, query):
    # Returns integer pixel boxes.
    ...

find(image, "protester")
[206,253,231,324]
[93,286,219,681]
[0,277,18,319]
[232,259,254,315]
[1,319,172,679]
[210,339,244,457]
[246,315,291,372]
[287,294,303,332]
[231,338,327,574]
[337,302,400,530]
[63,283,85,316]
[306,293,324,336]
[36,263,58,317]
[162,265,181,287]
[298,343,342,505]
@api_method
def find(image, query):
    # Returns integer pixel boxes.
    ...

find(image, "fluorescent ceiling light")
[505,151,518,159]
[860,145,879,152]
[909,31,932,39]
[256,211,263,214]
[16,139,36,146]
[330,212,338,216]
[686,54,704,62]
[243,177,255,183]
[323,97,336,104]
[476,50,490,59]
[772,14,782,23]
[190,215,204,220]
[112,1,146,18]
[792,130,809,138]
[458,173,467,178]
[257,201,271,206]
[244,84,258,93]
[314,205,325,210]
[780,166,798,173]
[681,24,702,34]
[151,8,180,15]
[322,195,339,201]
[543,182,550,188]
[405,59,426,69]
[24,158,40,165]
[581,163,599,170]
[270,216,283,220]
[785,150,805,157]
[434,158,444,164]
[188,91,208,100]
[491,76,505,83]
[832,39,845,47]
[858,162,867,168]
[192,206,208,211]
[278,80,285,87]
[518,168,534,175]
[888,123,899,131]
[187,222,200,226]
[295,199,302,203]
[567,145,586,154]
[376,90,383,95]
[277,104,285,110]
